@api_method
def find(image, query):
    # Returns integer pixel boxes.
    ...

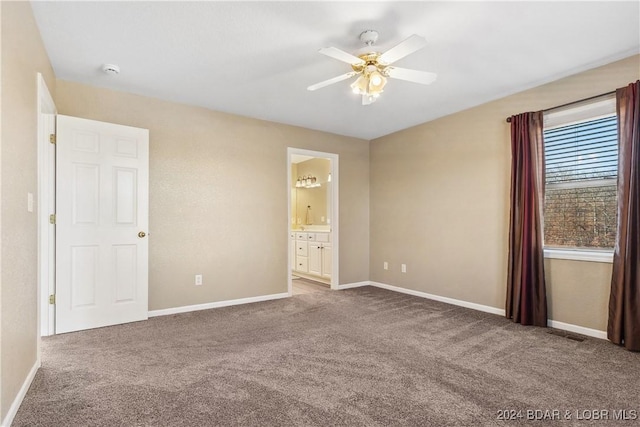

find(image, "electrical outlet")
[383,261,388,270]
[195,274,203,286]
[401,264,407,273]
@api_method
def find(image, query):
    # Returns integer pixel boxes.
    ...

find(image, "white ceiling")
[31,1,639,140]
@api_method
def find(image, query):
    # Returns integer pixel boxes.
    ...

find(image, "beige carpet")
[13,286,640,426]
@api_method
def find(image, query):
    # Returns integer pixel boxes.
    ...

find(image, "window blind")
[544,115,618,185]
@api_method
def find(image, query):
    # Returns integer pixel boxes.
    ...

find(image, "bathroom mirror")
[291,157,331,230]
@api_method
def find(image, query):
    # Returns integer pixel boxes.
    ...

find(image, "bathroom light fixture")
[296,175,321,189]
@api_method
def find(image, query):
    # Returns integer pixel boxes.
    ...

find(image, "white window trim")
[546,178,616,190]
[543,96,617,259]
[544,247,613,263]
[544,95,615,129]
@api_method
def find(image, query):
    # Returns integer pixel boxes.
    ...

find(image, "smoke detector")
[102,64,120,75]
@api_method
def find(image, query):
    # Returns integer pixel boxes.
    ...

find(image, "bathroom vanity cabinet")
[291,231,331,283]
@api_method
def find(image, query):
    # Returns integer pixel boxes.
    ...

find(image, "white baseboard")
[366,281,607,340]
[336,281,371,290]
[547,320,607,340]
[369,281,506,316]
[2,360,40,427]
[147,283,607,340]
[148,292,289,317]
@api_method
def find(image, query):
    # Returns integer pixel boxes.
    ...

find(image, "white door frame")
[287,148,339,294]
[37,73,57,344]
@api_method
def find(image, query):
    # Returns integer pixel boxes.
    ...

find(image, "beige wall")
[545,259,612,331]
[370,55,640,332]
[55,80,370,310]
[0,1,56,420]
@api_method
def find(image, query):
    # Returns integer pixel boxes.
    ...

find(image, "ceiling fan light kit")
[308,30,437,105]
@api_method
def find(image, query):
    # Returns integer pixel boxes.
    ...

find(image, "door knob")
[138,231,146,238]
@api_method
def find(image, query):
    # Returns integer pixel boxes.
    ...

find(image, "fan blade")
[307,72,357,91]
[386,67,437,85]
[378,34,427,65]
[318,47,365,66]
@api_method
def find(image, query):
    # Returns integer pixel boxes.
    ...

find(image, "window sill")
[544,248,613,263]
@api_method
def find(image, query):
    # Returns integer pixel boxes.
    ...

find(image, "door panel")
[114,167,137,224]
[71,245,98,307]
[73,163,100,224]
[308,243,322,276]
[56,115,149,334]
[113,244,137,303]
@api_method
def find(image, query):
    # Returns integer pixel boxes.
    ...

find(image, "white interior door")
[56,115,149,334]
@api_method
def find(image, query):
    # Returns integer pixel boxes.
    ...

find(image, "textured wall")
[370,55,640,332]
[0,1,55,420]
[55,80,370,310]
[545,259,612,331]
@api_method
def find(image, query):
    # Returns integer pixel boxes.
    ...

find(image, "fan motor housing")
[351,52,386,75]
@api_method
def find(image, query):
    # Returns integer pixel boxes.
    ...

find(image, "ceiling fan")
[307,30,437,105]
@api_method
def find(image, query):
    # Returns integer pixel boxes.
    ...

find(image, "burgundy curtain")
[608,80,640,351]
[506,112,548,326]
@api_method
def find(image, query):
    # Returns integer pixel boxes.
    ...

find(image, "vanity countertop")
[292,227,330,233]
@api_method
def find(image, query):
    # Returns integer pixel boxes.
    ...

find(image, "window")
[543,97,617,254]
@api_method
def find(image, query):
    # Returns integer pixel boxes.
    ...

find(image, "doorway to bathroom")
[287,148,338,295]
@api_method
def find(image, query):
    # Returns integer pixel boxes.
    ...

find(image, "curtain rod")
[505,90,616,123]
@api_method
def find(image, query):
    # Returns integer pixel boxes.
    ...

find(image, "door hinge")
[49,214,56,224]
[49,134,56,144]
[49,294,55,305]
